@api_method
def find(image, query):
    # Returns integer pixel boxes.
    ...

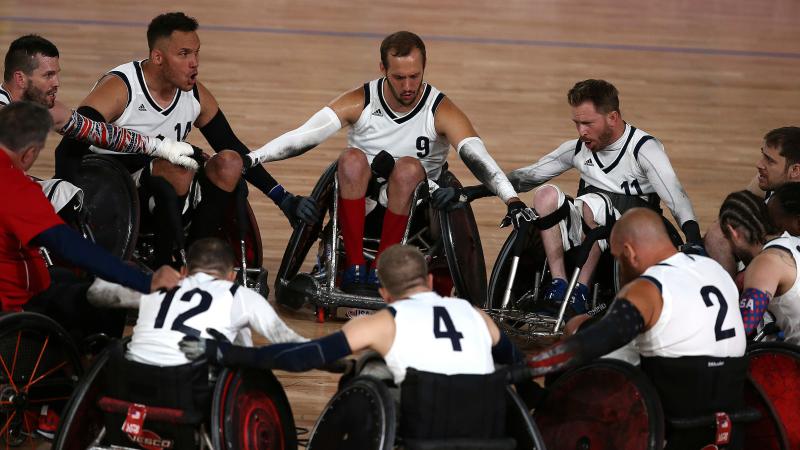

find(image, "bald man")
[528,208,746,450]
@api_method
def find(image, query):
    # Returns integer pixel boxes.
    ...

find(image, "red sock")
[338,197,366,267]
[377,209,409,257]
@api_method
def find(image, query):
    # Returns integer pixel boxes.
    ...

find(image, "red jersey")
[0,151,63,311]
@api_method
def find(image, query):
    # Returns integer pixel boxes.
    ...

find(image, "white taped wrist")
[251,106,342,165]
[457,137,517,203]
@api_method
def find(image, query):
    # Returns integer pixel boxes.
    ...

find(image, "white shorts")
[535,184,619,252]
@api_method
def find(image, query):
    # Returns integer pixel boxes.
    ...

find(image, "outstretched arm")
[248,87,365,166]
[506,140,575,193]
[434,97,518,204]
[527,278,660,376]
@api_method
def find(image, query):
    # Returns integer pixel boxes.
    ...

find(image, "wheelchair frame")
[275,162,487,321]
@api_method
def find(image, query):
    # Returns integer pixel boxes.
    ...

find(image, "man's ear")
[787,163,800,182]
[180,266,188,277]
[226,270,237,282]
[426,274,434,290]
[12,70,26,89]
[18,145,39,169]
[724,223,740,242]
[151,48,164,65]
[379,286,394,303]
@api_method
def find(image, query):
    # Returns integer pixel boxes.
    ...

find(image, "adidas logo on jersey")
[138,104,147,112]
[585,159,594,167]
[372,109,383,117]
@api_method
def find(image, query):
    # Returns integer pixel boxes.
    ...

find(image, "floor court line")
[1,15,799,61]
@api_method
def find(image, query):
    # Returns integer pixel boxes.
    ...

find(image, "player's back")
[384,291,494,385]
[127,272,241,366]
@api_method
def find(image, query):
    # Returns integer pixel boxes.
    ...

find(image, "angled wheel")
[438,171,487,306]
[307,376,396,450]
[51,339,114,450]
[0,313,83,447]
[505,385,546,450]
[487,225,544,310]
[534,359,665,450]
[275,162,337,308]
[73,154,140,260]
[746,342,800,449]
[211,368,297,450]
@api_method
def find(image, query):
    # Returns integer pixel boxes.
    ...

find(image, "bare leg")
[577,202,602,286]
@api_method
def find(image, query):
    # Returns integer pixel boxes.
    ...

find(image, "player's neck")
[141,60,178,106]
[1,82,21,101]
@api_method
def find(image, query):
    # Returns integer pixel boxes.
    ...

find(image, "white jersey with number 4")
[127,272,307,366]
[348,78,450,181]
[764,232,800,344]
[89,59,201,155]
[635,253,746,358]
[384,291,494,384]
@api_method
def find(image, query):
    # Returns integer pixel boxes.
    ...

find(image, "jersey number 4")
[700,285,736,342]
[433,306,463,351]
[153,288,212,337]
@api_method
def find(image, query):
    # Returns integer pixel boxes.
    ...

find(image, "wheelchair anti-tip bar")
[668,409,761,429]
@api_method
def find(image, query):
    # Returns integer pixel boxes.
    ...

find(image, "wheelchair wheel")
[307,376,396,450]
[275,162,338,308]
[438,171,487,306]
[534,359,665,450]
[505,385,546,450]
[51,339,113,450]
[746,342,800,449]
[0,312,83,447]
[742,375,789,450]
[211,368,297,450]
[74,154,140,260]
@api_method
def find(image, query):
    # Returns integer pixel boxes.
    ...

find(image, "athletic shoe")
[542,278,568,306]
[36,405,59,440]
[341,264,378,295]
[571,282,590,314]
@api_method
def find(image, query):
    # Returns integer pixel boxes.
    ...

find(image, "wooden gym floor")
[2,0,799,440]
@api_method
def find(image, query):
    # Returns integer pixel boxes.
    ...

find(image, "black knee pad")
[187,172,234,243]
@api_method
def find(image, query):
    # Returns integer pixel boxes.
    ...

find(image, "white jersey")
[508,123,696,226]
[383,291,494,385]
[348,78,450,181]
[763,232,800,344]
[89,60,201,155]
[127,272,307,366]
[0,84,11,105]
[635,253,746,358]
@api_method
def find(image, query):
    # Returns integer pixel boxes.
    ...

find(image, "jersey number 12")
[153,287,212,337]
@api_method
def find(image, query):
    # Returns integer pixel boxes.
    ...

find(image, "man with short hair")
[527,208,745,449]
[706,126,800,276]
[54,12,317,267]
[245,31,528,293]
[486,79,699,314]
[720,185,800,343]
[126,237,307,366]
[1,34,197,167]
[179,244,522,386]
[0,101,179,334]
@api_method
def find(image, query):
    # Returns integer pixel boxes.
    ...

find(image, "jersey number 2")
[433,306,463,351]
[700,285,736,341]
[154,288,212,337]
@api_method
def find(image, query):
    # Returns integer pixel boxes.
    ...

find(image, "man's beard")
[23,82,55,108]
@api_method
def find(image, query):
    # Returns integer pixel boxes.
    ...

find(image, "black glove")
[681,220,702,245]
[501,200,536,229]
[431,186,464,210]
[679,242,707,256]
[279,192,320,227]
[241,153,255,170]
[371,150,395,180]
[462,184,494,202]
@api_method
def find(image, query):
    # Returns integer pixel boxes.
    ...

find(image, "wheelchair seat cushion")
[400,368,507,441]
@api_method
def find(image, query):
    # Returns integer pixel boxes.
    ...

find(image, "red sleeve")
[1,172,63,245]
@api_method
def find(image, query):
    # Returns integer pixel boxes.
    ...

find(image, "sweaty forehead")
[32,55,60,73]
[572,102,601,120]
[160,30,200,51]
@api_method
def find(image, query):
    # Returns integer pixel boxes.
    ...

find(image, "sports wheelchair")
[483,192,684,344]
[0,312,84,446]
[275,162,487,321]
[532,355,790,450]
[72,154,269,297]
[305,353,546,449]
[53,338,296,449]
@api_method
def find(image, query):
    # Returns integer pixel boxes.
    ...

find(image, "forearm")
[199,109,279,195]
[457,137,517,203]
[32,224,151,293]
[492,331,524,365]
[212,331,351,372]
[527,298,643,376]
[58,109,160,155]
[506,144,574,193]
[250,107,342,165]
